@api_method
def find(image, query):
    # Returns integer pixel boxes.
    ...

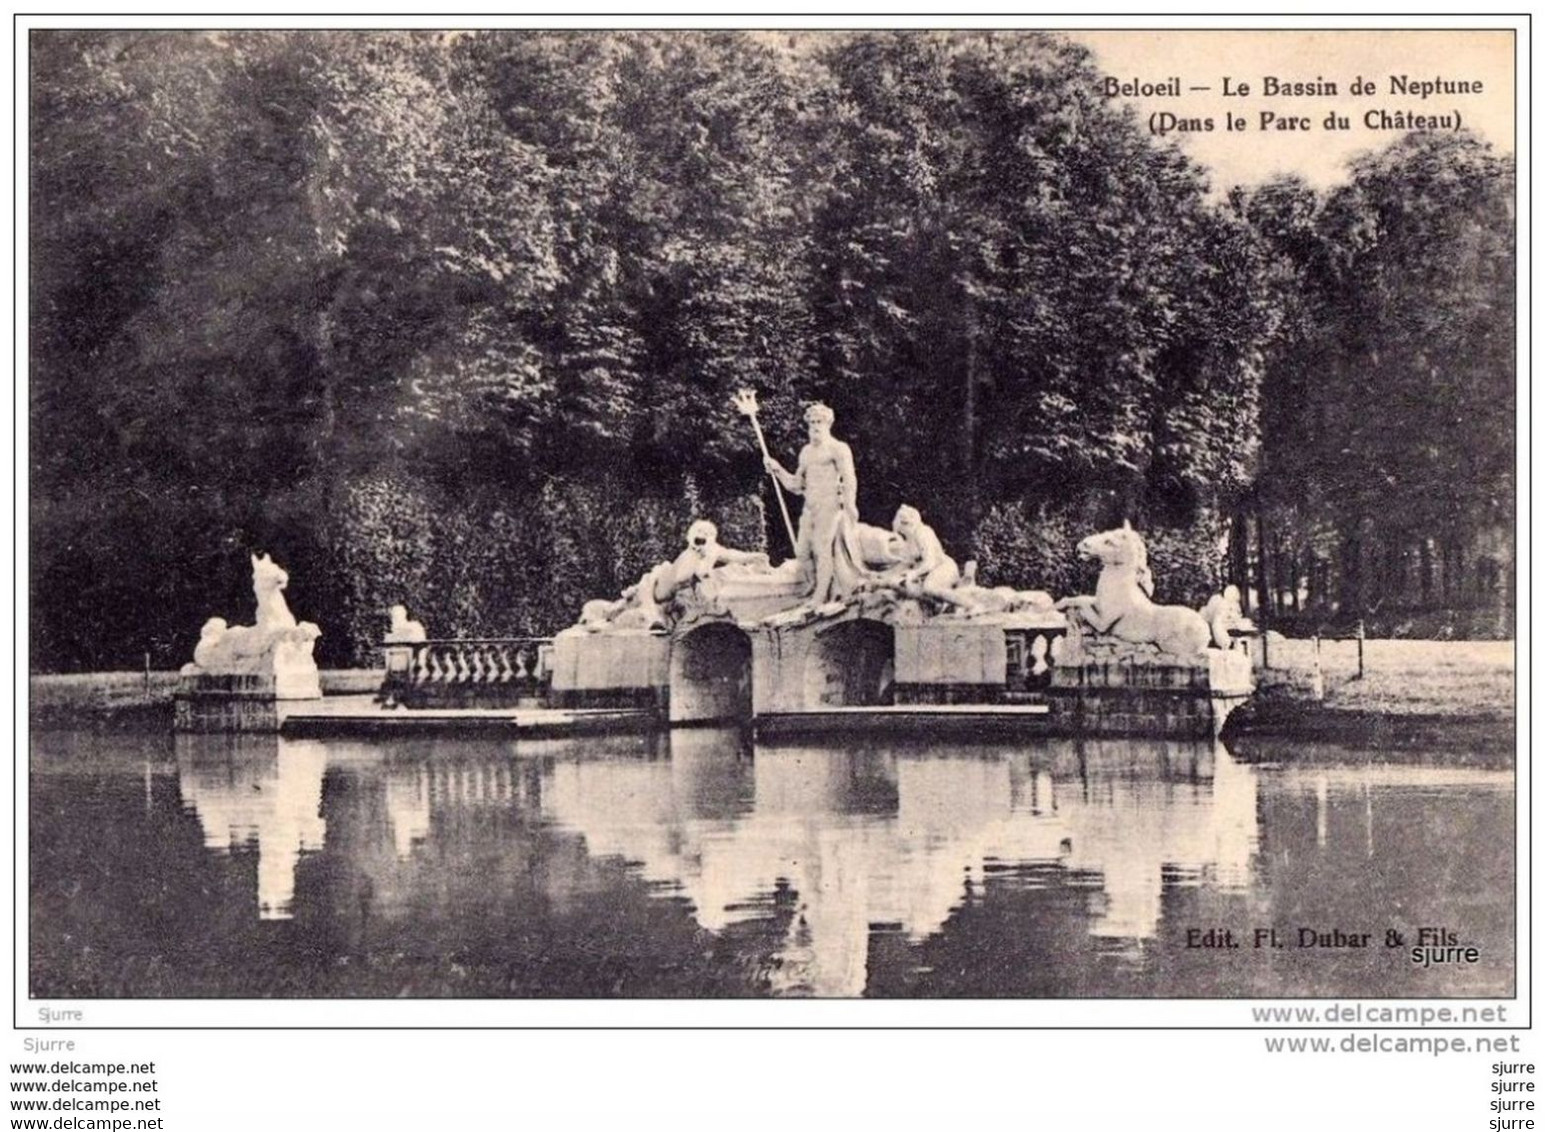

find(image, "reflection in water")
[28,726,1512,998]
[1059,742,1259,942]
[167,731,1258,988]
[381,758,529,859]
[540,734,1259,995]
[174,736,327,920]
[385,767,431,860]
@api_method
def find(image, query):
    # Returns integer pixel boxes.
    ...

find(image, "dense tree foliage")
[30,31,1513,668]
[804,36,1276,552]
[1241,132,1514,631]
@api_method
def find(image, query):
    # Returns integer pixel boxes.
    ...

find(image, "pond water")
[29,727,1513,999]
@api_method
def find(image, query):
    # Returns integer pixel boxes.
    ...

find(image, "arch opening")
[804,619,895,708]
[669,623,753,724]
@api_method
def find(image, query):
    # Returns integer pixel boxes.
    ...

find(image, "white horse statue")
[252,552,298,631]
[1055,523,1212,660]
[188,553,321,679]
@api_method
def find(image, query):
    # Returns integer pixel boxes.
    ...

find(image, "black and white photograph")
[24,22,1517,1016]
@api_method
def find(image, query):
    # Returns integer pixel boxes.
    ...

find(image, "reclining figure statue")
[577,520,792,631]
[862,505,1054,617]
[866,505,974,610]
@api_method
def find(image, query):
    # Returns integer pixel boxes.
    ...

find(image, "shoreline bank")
[1223,699,1513,758]
[29,644,1515,756]
[30,697,1513,756]
[28,670,383,731]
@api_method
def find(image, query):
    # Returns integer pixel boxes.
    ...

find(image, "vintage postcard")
[23,21,1519,1029]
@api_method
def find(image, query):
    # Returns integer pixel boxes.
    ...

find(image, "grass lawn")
[28,667,381,710]
[1262,638,1515,718]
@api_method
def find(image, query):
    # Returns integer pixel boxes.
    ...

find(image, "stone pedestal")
[547,628,671,711]
[175,674,288,733]
[1047,648,1254,738]
[174,648,322,732]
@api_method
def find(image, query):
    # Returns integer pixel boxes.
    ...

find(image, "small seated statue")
[1199,584,1254,649]
[377,604,428,706]
[193,617,231,669]
[385,604,428,644]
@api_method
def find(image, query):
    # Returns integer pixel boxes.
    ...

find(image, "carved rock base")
[546,629,671,712]
[1047,649,1254,738]
[174,664,322,733]
[179,662,322,701]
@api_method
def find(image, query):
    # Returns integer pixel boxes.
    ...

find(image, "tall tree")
[1245,131,1514,620]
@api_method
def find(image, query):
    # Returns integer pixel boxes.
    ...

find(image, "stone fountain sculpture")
[1054,522,1213,662]
[548,395,1070,718]
[1046,522,1255,735]
[179,553,322,701]
[1053,523,1257,665]
[546,398,1251,734]
[554,394,1064,638]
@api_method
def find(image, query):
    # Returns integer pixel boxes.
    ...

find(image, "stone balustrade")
[380,637,553,708]
[1003,626,1069,694]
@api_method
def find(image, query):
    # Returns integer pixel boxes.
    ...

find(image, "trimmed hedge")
[972,499,1226,607]
[320,472,768,665]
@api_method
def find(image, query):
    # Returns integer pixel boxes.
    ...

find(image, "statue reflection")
[174,735,327,920]
[542,730,1261,996]
[1049,740,1260,941]
[173,728,1261,994]
[381,753,526,859]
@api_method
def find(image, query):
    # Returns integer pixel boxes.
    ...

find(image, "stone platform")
[468,605,1255,740]
[174,650,326,734]
[277,695,655,738]
[539,611,1072,725]
[174,674,306,733]
[546,628,672,712]
[751,615,1020,715]
[487,505,1261,740]
[1046,649,1255,739]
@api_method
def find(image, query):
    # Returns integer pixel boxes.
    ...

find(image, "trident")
[732,388,799,555]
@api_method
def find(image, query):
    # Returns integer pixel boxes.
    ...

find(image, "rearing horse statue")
[191,553,320,673]
[1055,523,1212,660]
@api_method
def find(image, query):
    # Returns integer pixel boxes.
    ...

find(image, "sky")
[1069,30,1515,191]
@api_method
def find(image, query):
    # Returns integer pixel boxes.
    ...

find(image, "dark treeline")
[30,31,1514,669]
[1239,137,1515,638]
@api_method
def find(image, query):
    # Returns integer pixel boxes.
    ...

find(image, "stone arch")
[669,622,753,724]
[804,618,895,707]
